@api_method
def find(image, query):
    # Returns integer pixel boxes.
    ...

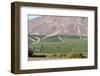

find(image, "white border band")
[20,6,95,70]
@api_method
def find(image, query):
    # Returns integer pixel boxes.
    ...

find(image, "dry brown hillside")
[28,15,88,36]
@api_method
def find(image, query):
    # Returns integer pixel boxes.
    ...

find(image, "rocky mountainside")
[28,15,88,36]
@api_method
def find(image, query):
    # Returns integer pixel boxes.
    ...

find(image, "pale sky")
[28,15,40,20]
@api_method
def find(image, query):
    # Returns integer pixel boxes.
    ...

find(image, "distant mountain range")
[28,15,88,36]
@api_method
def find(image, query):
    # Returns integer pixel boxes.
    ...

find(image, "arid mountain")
[28,15,88,36]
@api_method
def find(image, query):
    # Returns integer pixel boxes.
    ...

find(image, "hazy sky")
[28,15,40,20]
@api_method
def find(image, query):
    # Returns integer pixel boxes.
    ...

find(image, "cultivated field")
[28,35,88,60]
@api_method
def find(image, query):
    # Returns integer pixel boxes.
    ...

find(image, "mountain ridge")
[28,15,88,36]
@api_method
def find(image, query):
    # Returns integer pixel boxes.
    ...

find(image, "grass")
[28,35,88,59]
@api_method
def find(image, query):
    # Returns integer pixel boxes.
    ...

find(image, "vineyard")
[28,35,88,59]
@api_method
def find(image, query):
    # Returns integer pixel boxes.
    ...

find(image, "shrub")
[68,51,85,58]
[28,48,33,57]
[51,54,57,58]
[59,53,66,58]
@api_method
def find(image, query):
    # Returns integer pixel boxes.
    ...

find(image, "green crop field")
[28,35,88,59]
